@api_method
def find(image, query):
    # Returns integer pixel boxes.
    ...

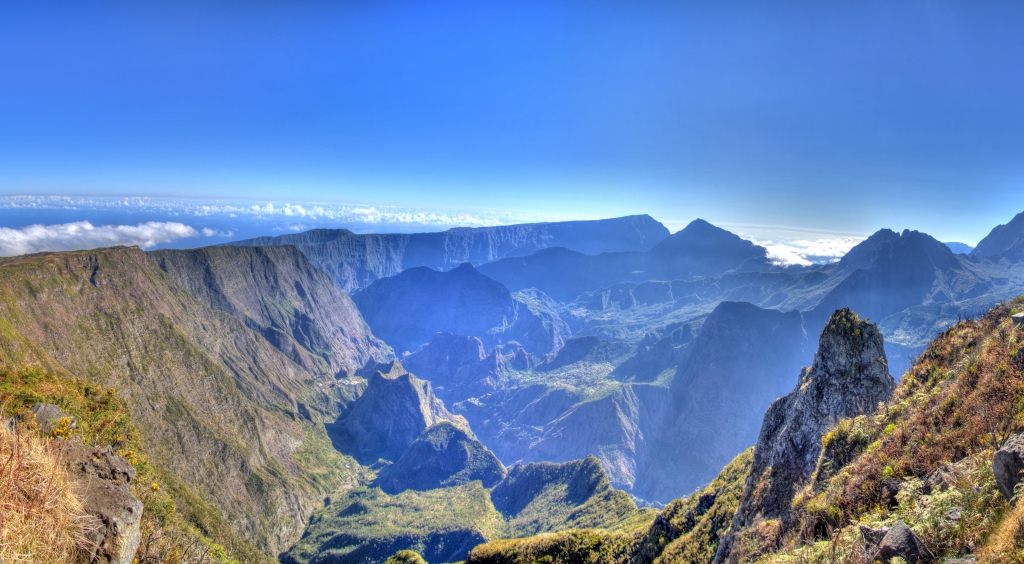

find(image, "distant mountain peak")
[972,210,1024,258]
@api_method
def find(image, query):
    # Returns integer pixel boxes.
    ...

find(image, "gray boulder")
[994,433,1024,501]
[872,521,935,564]
[56,440,143,564]
[31,403,76,435]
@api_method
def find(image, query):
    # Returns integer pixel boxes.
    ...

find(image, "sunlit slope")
[0,246,362,555]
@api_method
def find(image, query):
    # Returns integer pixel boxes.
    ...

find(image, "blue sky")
[2,1,1024,249]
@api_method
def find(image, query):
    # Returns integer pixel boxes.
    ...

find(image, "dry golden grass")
[979,500,1024,563]
[0,422,94,563]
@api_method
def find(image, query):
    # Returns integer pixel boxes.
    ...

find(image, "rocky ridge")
[329,361,467,464]
[375,421,506,494]
[715,308,895,563]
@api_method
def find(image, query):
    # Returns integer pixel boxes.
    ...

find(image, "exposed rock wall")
[715,308,894,563]
[151,245,388,378]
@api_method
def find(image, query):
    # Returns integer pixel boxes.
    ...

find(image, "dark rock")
[860,525,891,556]
[880,478,902,509]
[402,332,518,403]
[994,433,1024,501]
[922,459,968,495]
[56,440,142,564]
[353,263,569,356]
[872,521,935,564]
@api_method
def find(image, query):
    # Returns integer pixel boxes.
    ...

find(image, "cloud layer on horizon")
[0,196,557,228]
[753,237,864,266]
[0,221,205,256]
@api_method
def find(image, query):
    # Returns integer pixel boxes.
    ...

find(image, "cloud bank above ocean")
[0,196,867,263]
[0,196,553,229]
[0,221,206,256]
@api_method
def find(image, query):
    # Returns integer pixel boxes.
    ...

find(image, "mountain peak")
[330,368,465,464]
[716,307,893,563]
[450,262,480,274]
[647,220,769,275]
[374,421,506,494]
[972,210,1024,258]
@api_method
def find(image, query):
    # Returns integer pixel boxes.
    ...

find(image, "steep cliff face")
[715,308,894,564]
[329,364,466,464]
[228,215,670,291]
[353,263,569,356]
[150,245,387,378]
[810,230,987,330]
[462,300,1024,564]
[0,247,358,555]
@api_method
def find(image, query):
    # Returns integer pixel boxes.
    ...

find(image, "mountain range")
[6,209,1024,563]
[228,215,669,292]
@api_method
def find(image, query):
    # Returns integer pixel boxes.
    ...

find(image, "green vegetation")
[493,456,655,536]
[0,367,262,563]
[466,298,1024,564]
[0,247,367,559]
[385,550,429,564]
[467,449,752,564]
[747,301,1024,563]
[282,483,504,564]
[284,455,654,563]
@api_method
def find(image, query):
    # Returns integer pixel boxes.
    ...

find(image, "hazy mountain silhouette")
[228,215,669,291]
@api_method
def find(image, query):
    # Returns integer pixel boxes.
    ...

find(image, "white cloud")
[200,227,234,237]
[0,196,566,228]
[752,237,864,266]
[0,221,203,257]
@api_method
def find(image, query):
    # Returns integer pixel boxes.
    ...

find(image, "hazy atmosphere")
[4,3,1024,564]
[4,2,1024,246]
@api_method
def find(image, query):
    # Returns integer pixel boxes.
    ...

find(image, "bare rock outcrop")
[56,440,143,564]
[871,521,935,564]
[994,432,1024,501]
[715,308,894,563]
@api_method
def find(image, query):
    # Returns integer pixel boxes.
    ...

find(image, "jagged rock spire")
[715,308,894,564]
